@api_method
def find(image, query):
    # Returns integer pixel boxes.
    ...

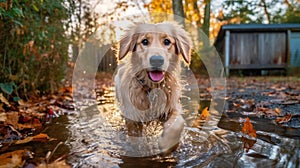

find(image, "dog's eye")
[163,39,171,46]
[141,39,149,46]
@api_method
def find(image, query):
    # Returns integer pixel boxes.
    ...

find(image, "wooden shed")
[214,24,300,75]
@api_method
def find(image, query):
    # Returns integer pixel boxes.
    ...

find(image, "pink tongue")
[149,71,164,82]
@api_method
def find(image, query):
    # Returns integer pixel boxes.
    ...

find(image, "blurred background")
[1,0,300,98]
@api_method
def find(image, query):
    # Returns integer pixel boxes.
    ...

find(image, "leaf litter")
[225,77,300,127]
[0,80,75,167]
[0,72,115,166]
[221,77,300,152]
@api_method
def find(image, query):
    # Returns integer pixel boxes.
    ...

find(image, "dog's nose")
[150,55,164,68]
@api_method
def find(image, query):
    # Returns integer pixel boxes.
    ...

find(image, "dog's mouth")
[148,70,165,82]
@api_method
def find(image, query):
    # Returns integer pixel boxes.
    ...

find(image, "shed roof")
[214,23,300,48]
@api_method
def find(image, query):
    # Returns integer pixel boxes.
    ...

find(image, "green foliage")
[220,0,300,24]
[0,82,16,95]
[220,0,264,23]
[0,0,69,98]
[281,5,300,23]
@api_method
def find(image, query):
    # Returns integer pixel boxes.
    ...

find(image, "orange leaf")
[274,108,281,114]
[242,117,257,138]
[0,150,30,167]
[276,114,292,124]
[192,107,210,127]
[33,133,49,140]
[199,107,210,120]
[241,137,256,153]
[58,86,73,93]
[15,133,55,144]
[17,118,42,130]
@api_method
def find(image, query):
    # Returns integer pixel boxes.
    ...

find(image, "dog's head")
[118,22,192,83]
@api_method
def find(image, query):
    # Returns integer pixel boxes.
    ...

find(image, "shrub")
[0,0,69,99]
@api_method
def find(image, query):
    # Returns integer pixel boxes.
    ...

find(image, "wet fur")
[115,22,192,151]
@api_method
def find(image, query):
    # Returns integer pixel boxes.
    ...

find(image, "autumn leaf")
[0,93,11,107]
[0,112,7,122]
[233,103,240,108]
[5,112,19,127]
[17,118,42,130]
[36,160,71,168]
[0,150,32,168]
[256,107,282,117]
[58,86,72,93]
[276,114,292,124]
[33,133,54,141]
[274,108,281,114]
[15,133,56,144]
[192,107,210,127]
[15,137,34,145]
[242,117,257,138]
[241,117,257,152]
[241,137,256,153]
[199,107,210,120]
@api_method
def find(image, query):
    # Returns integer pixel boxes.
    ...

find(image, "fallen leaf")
[36,160,71,168]
[0,93,10,107]
[0,150,30,168]
[0,103,4,112]
[192,107,210,127]
[199,107,210,120]
[276,114,292,124]
[256,107,281,117]
[274,108,281,115]
[18,99,30,107]
[15,133,55,144]
[0,112,7,122]
[241,136,256,153]
[58,86,72,93]
[5,112,19,127]
[32,133,51,140]
[15,136,34,144]
[242,117,257,138]
[233,103,240,108]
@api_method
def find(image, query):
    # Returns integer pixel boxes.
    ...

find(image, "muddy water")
[47,84,299,168]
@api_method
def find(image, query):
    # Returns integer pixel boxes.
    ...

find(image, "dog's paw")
[158,114,184,153]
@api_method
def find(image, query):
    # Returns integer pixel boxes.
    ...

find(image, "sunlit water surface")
[60,84,300,168]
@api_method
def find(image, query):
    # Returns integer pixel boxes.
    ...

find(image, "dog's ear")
[119,31,137,60]
[174,25,192,65]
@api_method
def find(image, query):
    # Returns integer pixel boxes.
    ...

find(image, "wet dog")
[115,22,192,152]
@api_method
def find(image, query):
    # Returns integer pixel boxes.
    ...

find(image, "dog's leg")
[158,110,185,153]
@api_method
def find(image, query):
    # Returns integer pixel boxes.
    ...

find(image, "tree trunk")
[203,0,211,38]
[261,0,271,23]
[283,0,291,8]
[172,0,185,26]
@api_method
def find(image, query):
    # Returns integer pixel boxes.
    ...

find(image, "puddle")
[56,81,300,167]
[13,76,296,167]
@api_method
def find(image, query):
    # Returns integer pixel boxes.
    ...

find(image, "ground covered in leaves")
[0,75,299,167]
[224,77,300,127]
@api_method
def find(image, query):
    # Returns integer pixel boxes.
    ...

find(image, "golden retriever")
[115,22,192,152]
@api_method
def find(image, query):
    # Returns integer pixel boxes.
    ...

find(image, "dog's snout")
[150,55,164,68]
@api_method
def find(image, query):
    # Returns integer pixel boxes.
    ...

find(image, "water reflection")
[66,83,300,167]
